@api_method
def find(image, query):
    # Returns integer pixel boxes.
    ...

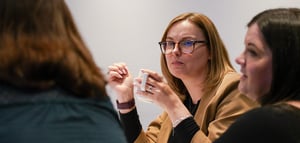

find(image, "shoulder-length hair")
[248,8,300,105]
[160,12,234,98]
[0,0,107,98]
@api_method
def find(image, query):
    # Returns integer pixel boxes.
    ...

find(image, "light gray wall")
[65,0,300,129]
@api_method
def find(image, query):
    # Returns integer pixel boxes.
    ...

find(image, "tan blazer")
[134,72,259,143]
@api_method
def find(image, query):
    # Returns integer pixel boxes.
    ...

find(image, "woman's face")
[165,20,210,80]
[236,23,272,101]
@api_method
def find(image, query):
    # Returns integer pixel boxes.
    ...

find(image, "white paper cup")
[140,72,149,91]
[134,71,152,103]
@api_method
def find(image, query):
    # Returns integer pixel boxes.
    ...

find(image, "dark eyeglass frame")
[158,40,207,54]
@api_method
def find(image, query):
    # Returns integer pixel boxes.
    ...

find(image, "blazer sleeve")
[134,112,169,143]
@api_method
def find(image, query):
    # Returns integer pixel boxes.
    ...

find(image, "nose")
[235,53,245,65]
[171,43,181,56]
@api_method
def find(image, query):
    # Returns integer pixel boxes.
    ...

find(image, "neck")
[180,69,207,104]
[183,79,204,104]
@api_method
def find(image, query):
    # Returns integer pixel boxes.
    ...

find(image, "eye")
[245,47,258,57]
[164,41,175,48]
[181,40,194,47]
[159,42,167,47]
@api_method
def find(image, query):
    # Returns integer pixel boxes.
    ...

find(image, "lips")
[172,61,183,64]
[171,58,184,64]
[170,60,184,67]
[240,73,247,81]
[239,68,247,80]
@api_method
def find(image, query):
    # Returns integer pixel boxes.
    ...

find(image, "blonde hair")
[160,12,234,98]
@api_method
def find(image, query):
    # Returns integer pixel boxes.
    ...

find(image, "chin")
[170,71,183,79]
[238,83,247,94]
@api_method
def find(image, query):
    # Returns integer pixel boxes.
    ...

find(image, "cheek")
[248,64,272,94]
[264,64,273,91]
[165,56,173,68]
[192,50,210,65]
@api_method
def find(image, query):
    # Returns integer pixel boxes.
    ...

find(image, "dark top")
[214,103,300,143]
[120,95,200,143]
[0,84,127,143]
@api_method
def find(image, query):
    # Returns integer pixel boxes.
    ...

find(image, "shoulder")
[216,105,300,143]
[226,103,300,124]
[213,72,243,101]
[212,72,258,115]
[236,105,278,121]
[240,104,300,120]
[222,72,240,84]
[216,72,240,95]
[0,84,119,121]
[0,85,127,143]
[216,72,254,102]
[0,83,110,105]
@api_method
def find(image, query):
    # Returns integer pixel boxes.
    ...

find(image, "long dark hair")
[0,0,107,98]
[247,8,300,105]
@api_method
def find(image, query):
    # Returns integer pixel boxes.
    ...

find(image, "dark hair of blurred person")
[0,0,127,142]
[0,0,106,97]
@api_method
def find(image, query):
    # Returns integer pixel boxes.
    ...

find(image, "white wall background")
[65,0,300,129]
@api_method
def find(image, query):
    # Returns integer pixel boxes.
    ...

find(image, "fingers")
[138,69,164,89]
[135,85,154,101]
[132,69,164,97]
[141,69,163,82]
[107,63,129,80]
[108,63,127,75]
[142,85,155,94]
[147,85,154,92]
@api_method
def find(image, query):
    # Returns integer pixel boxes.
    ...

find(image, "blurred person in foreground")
[107,12,258,143]
[215,8,300,143]
[0,0,127,143]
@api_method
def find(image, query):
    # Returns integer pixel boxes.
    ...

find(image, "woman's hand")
[135,69,191,123]
[134,69,177,108]
[107,63,134,102]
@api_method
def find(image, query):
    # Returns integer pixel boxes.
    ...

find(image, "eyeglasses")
[159,40,207,54]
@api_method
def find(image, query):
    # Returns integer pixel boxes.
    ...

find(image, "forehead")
[167,20,205,40]
[246,23,272,60]
[245,24,268,50]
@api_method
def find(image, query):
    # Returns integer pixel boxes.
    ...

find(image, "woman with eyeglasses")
[214,8,300,143]
[107,12,258,143]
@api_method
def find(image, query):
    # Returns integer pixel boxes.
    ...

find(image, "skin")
[165,20,210,103]
[166,20,210,84]
[107,20,209,124]
[235,23,272,101]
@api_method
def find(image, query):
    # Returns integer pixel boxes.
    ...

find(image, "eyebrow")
[247,42,266,54]
[166,37,196,41]
[247,42,256,47]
